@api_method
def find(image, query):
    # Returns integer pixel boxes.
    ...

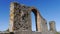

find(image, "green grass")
[56,32,60,34]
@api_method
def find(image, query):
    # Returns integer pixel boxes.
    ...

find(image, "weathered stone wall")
[9,2,15,32]
[14,31,42,34]
[49,21,56,34]
[0,31,55,34]
[9,2,45,32]
[49,21,56,31]
[0,2,56,34]
[41,18,48,32]
[9,2,32,32]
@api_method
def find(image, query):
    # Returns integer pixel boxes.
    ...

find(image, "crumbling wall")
[9,2,32,32]
[49,21,56,34]
[0,2,56,34]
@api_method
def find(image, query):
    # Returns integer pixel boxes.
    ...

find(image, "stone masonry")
[49,21,56,34]
[0,2,56,34]
[9,2,32,32]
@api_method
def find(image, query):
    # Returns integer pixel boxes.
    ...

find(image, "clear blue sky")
[0,0,60,32]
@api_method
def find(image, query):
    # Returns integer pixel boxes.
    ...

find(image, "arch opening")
[30,8,42,32]
[31,12,36,31]
[30,9,38,31]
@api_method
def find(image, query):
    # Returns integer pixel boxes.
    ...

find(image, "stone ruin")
[0,2,56,34]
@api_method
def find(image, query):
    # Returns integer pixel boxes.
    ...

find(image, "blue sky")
[0,0,60,32]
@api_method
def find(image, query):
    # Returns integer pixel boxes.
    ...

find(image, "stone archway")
[9,2,48,32]
[29,7,42,32]
[29,7,48,32]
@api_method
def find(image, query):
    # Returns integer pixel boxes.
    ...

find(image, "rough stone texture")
[0,2,56,34]
[9,2,43,32]
[49,21,56,34]
[14,30,32,34]
[41,18,48,32]
[0,31,54,34]
[9,2,32,32]
[9,2,15,32]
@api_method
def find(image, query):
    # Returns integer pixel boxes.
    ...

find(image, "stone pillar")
[35,10,48,32]
[36,12,42,32]
[49,21,56,33]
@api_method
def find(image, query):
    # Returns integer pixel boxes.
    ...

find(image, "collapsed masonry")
[0,2,56,34]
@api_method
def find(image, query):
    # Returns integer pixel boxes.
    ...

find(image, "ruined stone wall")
[49,21,56,31]
[9,2,32,32]
[0,2,56,34]
[0,31,55,34]
[9,2,14,32]
[29,7,48,32]
[29,7,42,32]
[40,18,48,32]
[9,2,43,32]
[49,21,56,34]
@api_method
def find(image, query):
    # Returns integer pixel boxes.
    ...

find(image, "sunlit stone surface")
[0,2,56,34]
